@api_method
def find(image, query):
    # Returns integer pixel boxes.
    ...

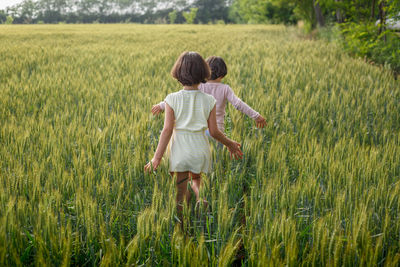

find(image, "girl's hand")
[151,105,163,116]
[144,157,161,173]
[255,115,267,128]
[227,141,243,160]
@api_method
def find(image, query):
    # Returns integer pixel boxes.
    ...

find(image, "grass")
[0,24,399,266]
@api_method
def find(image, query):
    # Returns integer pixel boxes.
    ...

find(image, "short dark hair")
[171,51,210,86]
[206,56,227,80]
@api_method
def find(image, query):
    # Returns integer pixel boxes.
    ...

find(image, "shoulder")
[202,82,230,92]
[199,91,215,100]
[198,83,209,93]
[165,91,182,106]
[222,84,235,97]
[200,92,216,107]
[167,90,182,97]
[165,90,182,99]
[223,83,233,92]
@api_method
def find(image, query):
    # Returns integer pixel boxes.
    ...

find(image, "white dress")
[165,89,216,174]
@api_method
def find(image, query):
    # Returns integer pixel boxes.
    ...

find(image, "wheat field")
[0,24,399,266]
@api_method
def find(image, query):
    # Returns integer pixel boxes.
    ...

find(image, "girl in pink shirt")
[152,56,267,132]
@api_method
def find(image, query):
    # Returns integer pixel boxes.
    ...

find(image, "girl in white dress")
[144,51,243,216]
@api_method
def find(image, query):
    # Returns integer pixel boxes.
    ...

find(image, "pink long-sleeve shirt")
[159,82,260,131]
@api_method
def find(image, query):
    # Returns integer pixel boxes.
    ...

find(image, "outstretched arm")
[145,103,174,171]
[207,106,243,160]
[255,115,267,128]
[226,87,267,128]
[151,101,166,116]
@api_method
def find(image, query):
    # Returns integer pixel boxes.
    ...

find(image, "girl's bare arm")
[151,101,166,115]
[145,103,174,171]
[207,106,243,159]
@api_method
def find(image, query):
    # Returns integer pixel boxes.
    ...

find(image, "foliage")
[4,0,191,24]
[229,0,297,24]
[193,0,229,24]
[293,0,316,31]
[333,0,400,74]
[5,15,14,24]
[168,10,177,24]
[0,10,6,23]
[1,24,400,266]
[341,22,400,74]
[183,7,198,24]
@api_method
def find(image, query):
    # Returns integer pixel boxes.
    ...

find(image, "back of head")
[206,56,227,80]
[171,51,210,86]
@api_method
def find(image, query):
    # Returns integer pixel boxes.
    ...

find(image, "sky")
[0,0,25,10]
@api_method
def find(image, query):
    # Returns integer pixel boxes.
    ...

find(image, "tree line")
[1,0,398,30]
[0,0,230,24]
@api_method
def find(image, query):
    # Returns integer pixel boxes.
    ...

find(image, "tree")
[378,0,386,37]
[292,0,316,30]
[334,0,343,23]
[291,0,330,30]
[168,10,177,24]
[183,7,198,24]
[313,0,324,27]
[0,10,7,23]
[371,0,376,19]
[5,16,14,24]
[4,0,195,24]
[230,0,296,24]
[193,0,228,23]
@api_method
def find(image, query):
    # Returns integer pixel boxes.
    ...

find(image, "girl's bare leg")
[189,172,208,209]
[172,172,191,217]
[188,172,201,201]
